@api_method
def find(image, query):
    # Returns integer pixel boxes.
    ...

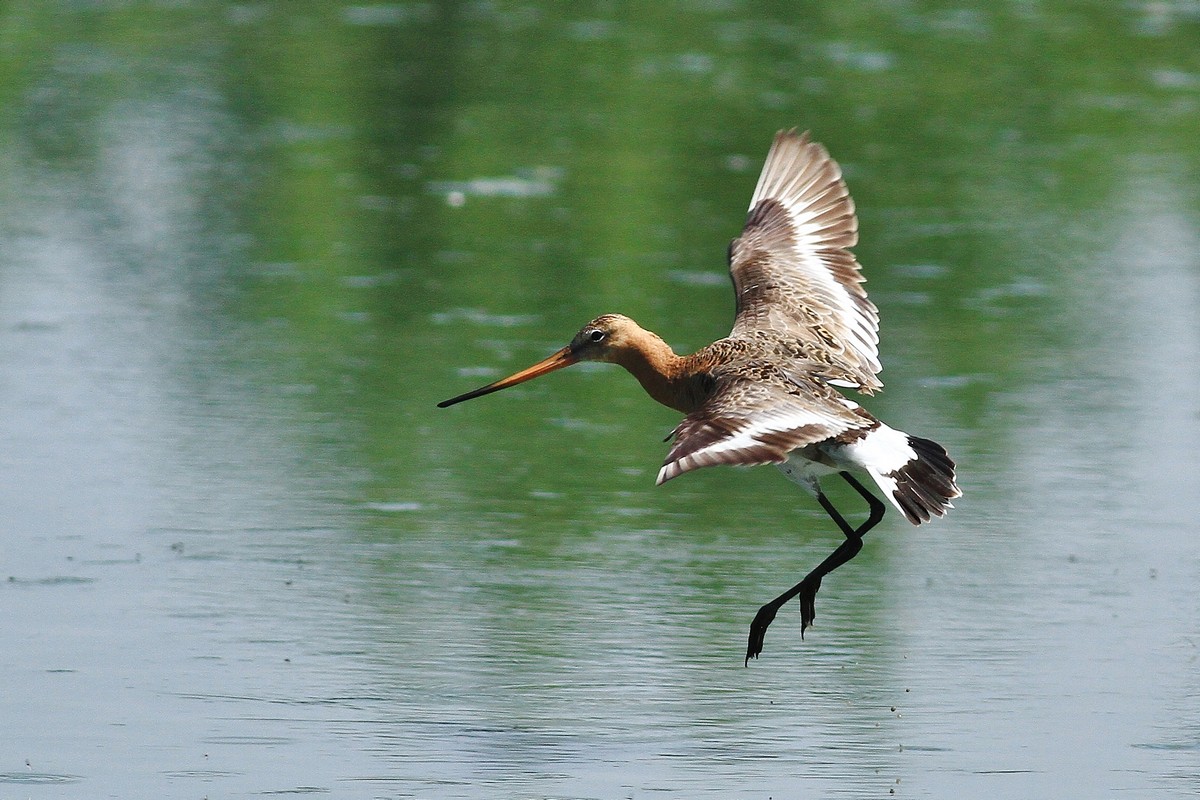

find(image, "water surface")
[2,2,1198,798]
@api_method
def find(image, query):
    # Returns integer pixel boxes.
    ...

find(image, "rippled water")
[2,2,1199,798]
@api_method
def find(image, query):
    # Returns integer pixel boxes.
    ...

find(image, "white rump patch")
[837,424,916,475]
[830,424,917,516]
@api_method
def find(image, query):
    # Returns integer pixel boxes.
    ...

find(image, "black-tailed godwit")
[439,130,961,663]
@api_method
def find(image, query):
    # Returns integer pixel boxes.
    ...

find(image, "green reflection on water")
[2,1,1199,794]
[3,0,1197,571]
[5,0,1196,586]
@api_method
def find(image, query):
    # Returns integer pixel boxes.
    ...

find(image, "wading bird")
[439,130,960,663]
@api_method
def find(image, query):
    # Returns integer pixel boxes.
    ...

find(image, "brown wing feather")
[729,130,882,394]
[656,368,871,484]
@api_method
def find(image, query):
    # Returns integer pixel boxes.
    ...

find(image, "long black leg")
[746,471,887,664]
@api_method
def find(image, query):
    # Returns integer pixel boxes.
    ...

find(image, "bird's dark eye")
[589,329,606,342]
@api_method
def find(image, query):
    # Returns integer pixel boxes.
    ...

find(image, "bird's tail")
[866,433,960,525]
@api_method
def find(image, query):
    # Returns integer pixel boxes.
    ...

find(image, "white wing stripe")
[656,400,869,485]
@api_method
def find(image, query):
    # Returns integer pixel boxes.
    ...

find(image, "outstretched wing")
[656,369,870,485]
[729,130,882,394]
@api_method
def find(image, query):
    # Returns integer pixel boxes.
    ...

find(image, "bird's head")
[437,314,645,408]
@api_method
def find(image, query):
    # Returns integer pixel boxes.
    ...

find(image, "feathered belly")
[775,446,842,496]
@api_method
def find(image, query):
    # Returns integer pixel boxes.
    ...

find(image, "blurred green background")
[1,3,1198,798]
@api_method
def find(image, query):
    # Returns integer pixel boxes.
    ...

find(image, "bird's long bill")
[437,346,579,408]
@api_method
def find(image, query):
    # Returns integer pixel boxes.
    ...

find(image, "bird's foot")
[746,601,780,665]
[799,574,823,637]
[745,575,823,665]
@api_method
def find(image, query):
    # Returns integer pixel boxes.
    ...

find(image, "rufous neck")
[611,333,693,413]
